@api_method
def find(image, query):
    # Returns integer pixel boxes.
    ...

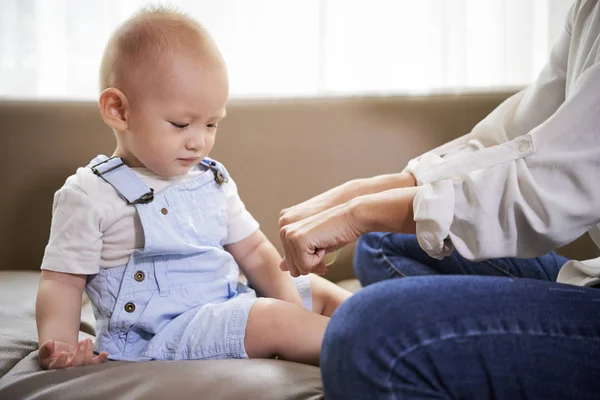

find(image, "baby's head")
[99,5,228,177]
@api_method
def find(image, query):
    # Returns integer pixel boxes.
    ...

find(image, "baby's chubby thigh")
[153,275,347,364]
[148,293,259,361]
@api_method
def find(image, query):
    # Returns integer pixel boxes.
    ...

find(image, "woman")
[279,1,600,398]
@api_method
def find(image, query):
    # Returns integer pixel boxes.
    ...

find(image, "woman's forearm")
[350,186,419,235]
[326,172,416,207]
[279,172,417,229]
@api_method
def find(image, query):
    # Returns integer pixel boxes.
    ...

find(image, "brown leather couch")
[1,92,597,399]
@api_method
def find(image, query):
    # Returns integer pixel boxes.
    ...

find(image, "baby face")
[122,56,228,177]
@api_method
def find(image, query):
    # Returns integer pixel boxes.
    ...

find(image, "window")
[0,0,573,100]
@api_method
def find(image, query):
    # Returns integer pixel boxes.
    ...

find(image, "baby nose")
[185,142,197,151]
[185,133,205,152]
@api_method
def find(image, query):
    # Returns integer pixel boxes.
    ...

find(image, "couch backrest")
[2,93,596,281]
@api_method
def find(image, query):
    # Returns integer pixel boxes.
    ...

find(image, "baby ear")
[98,88,129,132]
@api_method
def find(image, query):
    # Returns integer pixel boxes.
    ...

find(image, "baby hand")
[38,338,108,370]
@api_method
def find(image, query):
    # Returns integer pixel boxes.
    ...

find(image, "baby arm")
[36,270,108,369]
[225,230,303,307]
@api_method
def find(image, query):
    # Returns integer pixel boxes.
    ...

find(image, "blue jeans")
[321,233,600,399]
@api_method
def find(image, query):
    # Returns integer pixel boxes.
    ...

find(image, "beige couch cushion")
[0,271,323,400]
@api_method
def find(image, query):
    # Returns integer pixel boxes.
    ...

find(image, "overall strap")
[200,157,229,186]
[89,155,155,205]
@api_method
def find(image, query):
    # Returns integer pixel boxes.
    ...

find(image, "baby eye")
[169,121,189,129]
[207,123,218,129]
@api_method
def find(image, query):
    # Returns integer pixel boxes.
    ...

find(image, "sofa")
[1,92,597,399]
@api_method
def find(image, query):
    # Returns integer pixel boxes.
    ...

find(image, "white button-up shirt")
[405,0,600,287]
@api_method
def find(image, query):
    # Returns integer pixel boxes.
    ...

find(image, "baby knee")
[249,298,300,323]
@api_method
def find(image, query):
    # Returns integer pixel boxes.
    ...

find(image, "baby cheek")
[206,134,217,150]
[202,143,214,158]
[143,140,169,166]
[155,135,179,153]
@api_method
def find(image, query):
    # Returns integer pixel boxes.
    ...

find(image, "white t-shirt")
[41,164,259,275]
[404,0,600,286]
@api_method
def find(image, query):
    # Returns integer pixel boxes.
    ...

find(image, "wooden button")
[134,271,145,282]
[124,302,136,313]
[215,171,225,185]
[161,208,168,215]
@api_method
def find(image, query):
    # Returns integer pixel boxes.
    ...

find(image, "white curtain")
[0,0,573,100]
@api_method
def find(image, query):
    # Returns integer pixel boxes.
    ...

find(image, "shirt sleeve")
[404,3,576,170]
[40,170,103,274]
[224,176,260,245]
[406,3,600,260]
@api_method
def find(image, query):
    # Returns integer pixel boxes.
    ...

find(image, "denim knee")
[354,233,439,286]
[321,286,368,397]
[322,276,600,399]
[322,276,485,398]
[321,278,429,398]
[353,232,394,287]
[321,277,487,398]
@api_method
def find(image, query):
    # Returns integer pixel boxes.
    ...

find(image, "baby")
[36,6,350,369]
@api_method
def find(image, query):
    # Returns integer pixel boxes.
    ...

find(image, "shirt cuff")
[407,152,455,259]
[405,152,444,185]
[413,179,455,259]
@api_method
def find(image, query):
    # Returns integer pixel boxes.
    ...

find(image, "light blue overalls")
[84,155,312,361]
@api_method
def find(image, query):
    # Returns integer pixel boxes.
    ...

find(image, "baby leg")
[308,274,352,317]
[245,298,328,366]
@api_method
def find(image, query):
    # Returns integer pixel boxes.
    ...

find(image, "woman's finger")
[296,242,325,275]
[280,258,302,275]
[280,225,302,276]
[279,259,289,271]
[286,258,301,277]
[312,264,328,276]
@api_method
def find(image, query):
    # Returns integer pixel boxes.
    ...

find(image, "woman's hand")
[279,201,332,232]
[279,187,418,277]
[279,201,363,277]
[38,338,108,370]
